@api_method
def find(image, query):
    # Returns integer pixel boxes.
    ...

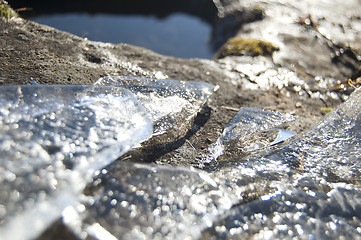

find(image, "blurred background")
[8,0,220,58]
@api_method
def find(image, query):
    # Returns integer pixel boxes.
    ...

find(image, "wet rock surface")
[1,0,361,239]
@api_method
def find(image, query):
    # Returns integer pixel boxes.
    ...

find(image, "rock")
[216,0,361,80]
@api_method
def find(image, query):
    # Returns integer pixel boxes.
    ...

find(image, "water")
[31,13,214,59]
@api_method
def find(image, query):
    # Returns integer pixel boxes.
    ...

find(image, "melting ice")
[67,89,361,240]
[73,163,236,240]
[206,89,361,239]
[209,107,297,161]
[0,77,217,240]
[1,82,361,240]
[0,85,152,240]
[95,76,218,140]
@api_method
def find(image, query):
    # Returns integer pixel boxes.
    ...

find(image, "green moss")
[0,1,17,19]
[217,37,280,58]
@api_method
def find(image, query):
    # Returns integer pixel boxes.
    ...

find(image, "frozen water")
[269,129,296,146]
[95,76,217,140]
[267,89,361,184]
[2,84,361,240]
[67,89,361,240]
[204,89,361,239]
[209,107,297,161]
[0,85,152,240]
[203,184,361,239]
[72,162,236,240]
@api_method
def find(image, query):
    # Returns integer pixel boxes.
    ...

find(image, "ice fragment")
[209,107,296,160]
[95,76,217,141]
[269,129,296,146]
[74,162,235,240]
[267,89,361,183]
[203,186,361,239]
[0,85,152,240]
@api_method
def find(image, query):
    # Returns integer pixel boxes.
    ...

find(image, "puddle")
[31,13,214,59]
[11,0,218,59]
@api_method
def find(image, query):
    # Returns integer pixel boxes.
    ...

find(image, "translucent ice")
[267,89,361,183]
[95,76,217,141]
[48,89,361,240]
[204,89,361,239]
[203,184,361,239]
[0,85,152,240]
[209,107,296,161]
[72,162,235,240]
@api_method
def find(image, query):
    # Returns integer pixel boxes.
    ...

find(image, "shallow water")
[31,13,214,59]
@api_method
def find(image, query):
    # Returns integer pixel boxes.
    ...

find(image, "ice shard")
[70,162,235,240]
[202,184,361,239]
[267,89,361,184]
[0,85,152,240]
[95,76,217,142]
[209,107,296,161]
[203,90,361,239]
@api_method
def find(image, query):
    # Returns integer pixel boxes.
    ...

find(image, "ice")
[203,184,361,239]
[204,89,361,239]
[209,107,296,161]
[2,83,361,240]
[70,89,361,239]
[95,76,217,141]
[0,85,152,240]
[72,162,236,240]
[267,88,361,183]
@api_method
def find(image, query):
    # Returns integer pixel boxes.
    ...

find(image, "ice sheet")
[70,162,235,240]
[0,85,152,240]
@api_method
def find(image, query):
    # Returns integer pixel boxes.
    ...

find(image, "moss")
[216,36,280,58]
[0,1,17,19]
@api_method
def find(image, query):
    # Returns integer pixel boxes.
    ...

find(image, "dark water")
[31,13,214,59]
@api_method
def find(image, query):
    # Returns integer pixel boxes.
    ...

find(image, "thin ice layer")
[203,183,361,239]
[0,85,152,240]
[67,89,361,240]
[209,107,296,160]
[74,162,235,240]
[204,90,361,239]
[267,89,361,183]
[95,76,217,139]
